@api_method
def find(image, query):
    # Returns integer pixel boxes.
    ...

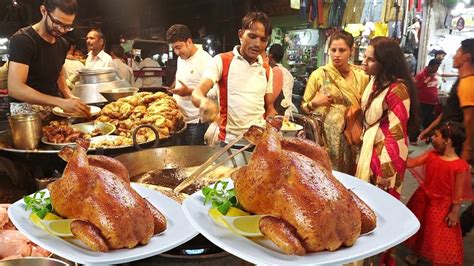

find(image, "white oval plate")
[182,172,420,265]
[8,183,198,265]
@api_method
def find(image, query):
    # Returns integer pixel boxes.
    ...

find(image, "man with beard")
[8,0,89,117]
[85,29,113,69]
[191,11,276,144]
[166,24,213,145]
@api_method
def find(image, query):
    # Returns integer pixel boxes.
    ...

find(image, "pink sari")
[357,80,411,199]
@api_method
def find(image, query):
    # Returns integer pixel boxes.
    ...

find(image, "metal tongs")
[173,125,265,193]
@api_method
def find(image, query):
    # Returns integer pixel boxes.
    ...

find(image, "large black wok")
[114,145,252,259]
[115,145,250,184]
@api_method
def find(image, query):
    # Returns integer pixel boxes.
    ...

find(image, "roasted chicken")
[233,123,376,255]
[48,139,166,252]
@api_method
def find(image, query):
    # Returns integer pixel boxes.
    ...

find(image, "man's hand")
[418,128,431,142]
[169,80,192,97]
[199,98,219,123]
[60,98,91,117]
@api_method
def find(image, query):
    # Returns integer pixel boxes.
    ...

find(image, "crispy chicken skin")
[234,126,376,254]
[71,220,109,252]
[48,139,166,251]
[144,199,167,235]
[259,216,306,256]
[348,190,377,234]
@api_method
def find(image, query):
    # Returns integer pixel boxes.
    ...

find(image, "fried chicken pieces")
[233,124,376,255]
[96,92,184,142]
[48,139,166,252]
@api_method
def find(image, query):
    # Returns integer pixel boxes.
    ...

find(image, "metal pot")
[116,145,249,174]
[78,67,119,84]
[7,113,42,150]
[0,257,69,266]
[115,145,250,262]
[72,80,131,104]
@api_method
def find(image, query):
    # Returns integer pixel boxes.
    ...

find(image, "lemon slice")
[208,208,227,227]
[40,219,75,237]
[226,207,249,216]
[208,207,250,227]
[221,215,267,237]
[29,212,62,229]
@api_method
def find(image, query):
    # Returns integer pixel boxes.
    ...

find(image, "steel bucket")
[0,257,69,266]
[78,67,119,84]
[7,113,42,150]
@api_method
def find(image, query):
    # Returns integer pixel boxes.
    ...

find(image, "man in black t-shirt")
[7,0,89,117]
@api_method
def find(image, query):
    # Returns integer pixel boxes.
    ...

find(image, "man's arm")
[191,78,218,122]
[191,78,214,107]
[271,67,283,103]
[8,61,65,106]
[264,93,277,118]
[461,106,474,163]
[418,113,443,141]
[8,61,90,116]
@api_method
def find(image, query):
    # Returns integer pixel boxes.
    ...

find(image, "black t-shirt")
[8,26,68,102]
[441,79,463,123]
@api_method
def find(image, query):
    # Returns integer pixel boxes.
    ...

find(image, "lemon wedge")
[208,207,265,237]
[208,208,227,227]
[222,215,266,237]
[40,219,75,237]
[29,212,62,229]
[226,207,249,216]
[208,207,249,227]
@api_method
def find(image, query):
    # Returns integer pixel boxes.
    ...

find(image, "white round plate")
[52,105,101,118]
[8,183,198,265]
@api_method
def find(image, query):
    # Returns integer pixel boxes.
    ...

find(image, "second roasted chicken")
[233,123,376,255]
[48,139,167,252]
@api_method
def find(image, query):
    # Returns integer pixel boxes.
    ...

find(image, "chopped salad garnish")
[202,181,238,215]
[24,191,53,219]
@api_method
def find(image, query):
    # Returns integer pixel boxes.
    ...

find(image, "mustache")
[248,46,261,50]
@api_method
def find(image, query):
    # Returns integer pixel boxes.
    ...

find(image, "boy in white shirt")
[166,24,213,145]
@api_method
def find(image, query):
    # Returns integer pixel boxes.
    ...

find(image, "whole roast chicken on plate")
[48,139,166,252]
[233,120,376,255]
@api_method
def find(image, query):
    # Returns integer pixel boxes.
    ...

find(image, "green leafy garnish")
[23,191,53,219]
[202,181,238,215]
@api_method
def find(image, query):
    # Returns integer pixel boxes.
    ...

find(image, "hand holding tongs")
[173,125,265,193]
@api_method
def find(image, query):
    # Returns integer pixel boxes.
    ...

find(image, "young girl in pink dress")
[405,121,473,265]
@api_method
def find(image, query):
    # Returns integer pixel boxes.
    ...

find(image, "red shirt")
[415,68,439,104]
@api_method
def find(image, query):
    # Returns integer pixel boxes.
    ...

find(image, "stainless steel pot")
[7,113,42,150]
[78,67,119,84]
[72,80,131,104]
[115,145,250,190]
[0,257,69,266]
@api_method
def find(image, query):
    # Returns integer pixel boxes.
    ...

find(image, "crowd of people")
[4,0,473,264]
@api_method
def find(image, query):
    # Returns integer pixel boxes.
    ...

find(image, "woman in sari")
[301,31,369,174]
[357,37,419,266]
